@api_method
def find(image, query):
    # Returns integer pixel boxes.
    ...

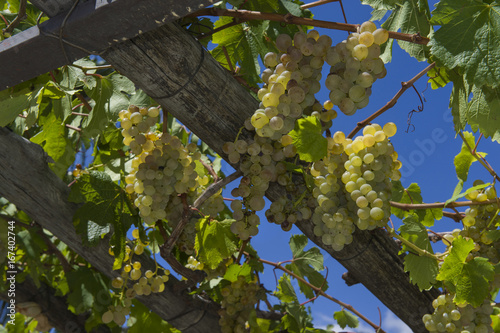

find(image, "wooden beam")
[0,0,215,90]
[29,0,75,18]
[102,21,438,332]
[0,127,222,333]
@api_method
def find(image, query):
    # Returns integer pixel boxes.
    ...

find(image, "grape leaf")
[288,116,327,162]
[361,0,400,10]
[454,131,488,183]
[69,171,135,226]
[66,267,110,313]
[380,0,432,61]
[449,73,500,143]
[30,112,75,178]
[445,183,490,207]
[398,214,438,290]
[129,302,179,333]
[195,218,239,270]
[211,17,261,85]
[437,236,495,306]
[426,66,450,90]
[224,263,252,282]
[333,309,359,329]
[429,0,500,89]
[276,274,297,304]
[285,235,327,299]
[391,181,441,226]
[68,171,137,265]
[17,230,47,287]
[83,73,135,135]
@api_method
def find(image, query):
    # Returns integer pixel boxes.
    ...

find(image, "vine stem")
[189,8,429,46]
[458,131,500,182]
[248,253,386,333]
[70,64,113,71]
[3,0,26,35]
[348,62,436,138]
[301,0,339,9]
[390,197,500,210]
[387,228,442,261]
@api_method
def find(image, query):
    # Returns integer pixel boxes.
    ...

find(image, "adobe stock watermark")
[398,110,454,183]
[6,220,17,326]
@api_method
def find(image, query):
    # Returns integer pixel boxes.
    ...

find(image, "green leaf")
[391,181,441,226]
[288,116,327,162]
[381,0,431,61]
[30,112,75,178]
[83,73,135,134]
[333,309,359,329]
[68,171,137,257]
[437,236,495,306]
[211,17,261,85]
[129,302,180,333]
[286,235,327,298]
[454,131,487,183]
[361,0,400,10]
[275,274,297,303]
[224,263,252,282]
[0,83,44,127]
[427,66,451,90]
[195,218,239,269]
[66,267,110,313]
[398,214,438,290]
[449,73,500,143]
[129,89,155,108]
[445,183,490,207]
[430,0,500,88]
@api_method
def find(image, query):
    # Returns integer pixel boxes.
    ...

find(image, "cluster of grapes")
[423,293,494,333]
[120,105,224,254]
[186,255,204,271]
[311,123,401,250]
[459,205,500,265]
[224,134,297,239]
[218,276,260,333]
[250,30,333,140]
[104,230,171,325]
[325,21,389,115]
[266,189,315,232]
[101,300,132,326]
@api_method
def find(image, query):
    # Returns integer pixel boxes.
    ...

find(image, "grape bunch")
[224,133,298,239]
[459,204,500,265]
[311,123,401,250]
[325,21,389,115]
[120,105,224,254]
[250,29,332,140]
[105,232,171,326]
[218,276,260,333]
[422,293,494,333]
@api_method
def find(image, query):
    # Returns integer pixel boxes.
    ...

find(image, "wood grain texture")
[0,0,216,90]
[103,21,439,331]
[0,127,221,333]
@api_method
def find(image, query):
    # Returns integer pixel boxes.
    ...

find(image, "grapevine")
[3,1,500,332]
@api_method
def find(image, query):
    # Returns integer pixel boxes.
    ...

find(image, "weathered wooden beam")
[0,0,215,90]
[29,0,74,18]
[102,21,439,332]
[0,127,222,333]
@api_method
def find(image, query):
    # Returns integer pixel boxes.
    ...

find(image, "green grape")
[373,28,389,45]
[102,310,114,324]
